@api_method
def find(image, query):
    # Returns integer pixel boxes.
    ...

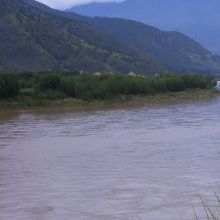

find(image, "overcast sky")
[37,0,123,10]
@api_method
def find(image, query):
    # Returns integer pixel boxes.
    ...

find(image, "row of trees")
[35,73,216,100]
[0,72,217,100]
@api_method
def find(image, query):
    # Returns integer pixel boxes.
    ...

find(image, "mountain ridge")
[1,0,220,75]
[0,0,167,74]
[22,0,220,74]
[70,0,220,55]
[83,17,220,73]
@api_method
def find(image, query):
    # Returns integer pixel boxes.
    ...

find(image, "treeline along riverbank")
[0,72,218,108]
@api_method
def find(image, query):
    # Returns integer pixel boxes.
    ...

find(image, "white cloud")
[36,0,124,10]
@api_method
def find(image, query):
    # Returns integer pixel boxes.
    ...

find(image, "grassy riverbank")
[0,88,219,110]
[0,72,218,109]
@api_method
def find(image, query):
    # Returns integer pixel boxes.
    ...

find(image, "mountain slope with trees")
[0,0,166,74]
[22,0,220,74]
[1,0,220,75]
[84,17,220,73]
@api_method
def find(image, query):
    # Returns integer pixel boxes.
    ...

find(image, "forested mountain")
[1,0,220,74]
[0,0,166,74]
[70,0,220,55]
[83,17,220,73]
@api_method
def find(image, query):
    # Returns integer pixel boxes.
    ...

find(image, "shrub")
[152,78,167,93]
[59,74,215,100]
[37,73,61,91]
[61,77,76,97]
[6,72,215,101]
[165,76,186,92]
[182,75,216,89]
[0,73,19,99]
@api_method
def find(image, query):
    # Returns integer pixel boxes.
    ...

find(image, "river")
[0,85,220,220]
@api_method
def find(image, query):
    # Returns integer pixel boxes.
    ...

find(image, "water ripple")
[0,98,220,220]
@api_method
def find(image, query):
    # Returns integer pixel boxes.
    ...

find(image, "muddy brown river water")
[0,84,220,220]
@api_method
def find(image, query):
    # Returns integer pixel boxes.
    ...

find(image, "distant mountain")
[0,0,166,74]
[69,0,220,55]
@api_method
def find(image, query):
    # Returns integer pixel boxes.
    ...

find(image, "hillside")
[84,17,220,73]
[70,0,220,55]
[2,0,220,75]
[0,0,166,74]
[20,0,220,74]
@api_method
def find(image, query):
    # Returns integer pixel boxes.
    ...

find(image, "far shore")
[0,88,219,112]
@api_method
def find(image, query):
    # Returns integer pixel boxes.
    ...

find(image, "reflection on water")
[0,97,220,220]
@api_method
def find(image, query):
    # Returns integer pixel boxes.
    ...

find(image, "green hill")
[1,0,220,75]
[0,0,166,74]
[26,0,220,74]
[84,17,220,73]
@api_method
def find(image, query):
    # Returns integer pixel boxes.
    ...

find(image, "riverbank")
[0,72,218,110]
[0,88,219,111]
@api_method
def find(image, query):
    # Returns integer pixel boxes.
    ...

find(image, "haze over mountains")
[70,0,220,55]
[1,0,220,75]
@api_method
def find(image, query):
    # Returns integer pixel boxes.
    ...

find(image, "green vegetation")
[0,0,166,74]
[36,73,216,100]
[86,17,220,73]
[2,0,220,74]
[0,73,19,99]
[0,72,217,109]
